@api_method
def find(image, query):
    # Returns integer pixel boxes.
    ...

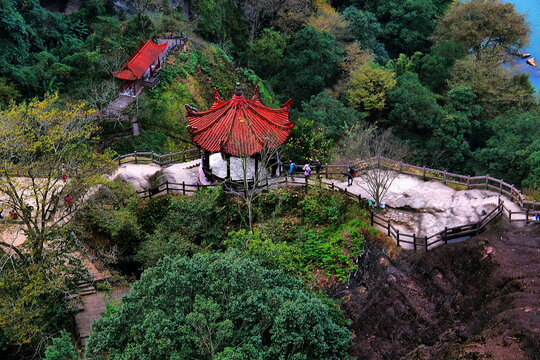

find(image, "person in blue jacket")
[289,161,296,178]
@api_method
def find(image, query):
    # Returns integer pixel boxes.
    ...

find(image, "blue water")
[505,0,540,93]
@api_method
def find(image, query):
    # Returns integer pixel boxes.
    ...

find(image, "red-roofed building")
[113,39,167,96]
[186,84,294,180]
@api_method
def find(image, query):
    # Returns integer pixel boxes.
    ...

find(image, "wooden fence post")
[358,194,362,203]
[370,211,374,226]
[485,175,489,190]
[165,180,169,194]
[396,230,400,247]
[387,220,390,236]
[331,183,335,191]
[182,181,185,195]
[399,162,402,173]
[467,175,470,189]
[413,234,417,251]
[197,183,200,191]
[266,177,269,188]
[423,167,426,180]
[325,164,328,179]
[118,157,121,166]
[444,227,448,244]
[499,180,503,194]
[424,236,428,253]
[443,170,447,185]
[305,176,308,191]
[508,209,512,222]
[134,151,138,164]
[182,152,186,162]
[526,209,529,224]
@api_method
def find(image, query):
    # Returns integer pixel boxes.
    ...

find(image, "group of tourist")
[287,160,356,186]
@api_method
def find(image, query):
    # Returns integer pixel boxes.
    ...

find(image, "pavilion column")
[254,156,259,180]
[226,155,231,179]
[203,150,210,172]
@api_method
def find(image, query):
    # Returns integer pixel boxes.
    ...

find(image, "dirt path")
[334,220,539,359]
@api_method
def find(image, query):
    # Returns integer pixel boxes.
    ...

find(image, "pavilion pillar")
[203,150,210,172]
[254,156,259,179]
[226,155,231,179]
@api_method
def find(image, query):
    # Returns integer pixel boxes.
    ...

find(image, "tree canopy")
[86,252,351,360]
[433,0,530,59]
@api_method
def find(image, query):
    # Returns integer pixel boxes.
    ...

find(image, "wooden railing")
[114,148,201,166]
[133,175,522,252]
[370,202,507,252]
[114,152,540,213]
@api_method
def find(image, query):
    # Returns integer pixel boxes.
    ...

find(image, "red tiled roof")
[113,39,167,81]
[186,86,294,157]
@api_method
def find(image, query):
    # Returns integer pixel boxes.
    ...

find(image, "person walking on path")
[315,159,322,179]
[347,166,355,186]
[65,195,72,212]
[289,161,296,179]
[303,164,311,182]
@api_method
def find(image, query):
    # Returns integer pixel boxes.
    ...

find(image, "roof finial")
[234,82,243,96]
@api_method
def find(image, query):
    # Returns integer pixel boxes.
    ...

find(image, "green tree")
[448,55,536,120]
[0,94,114,262]
[342,6,387,60]
[295,91,364,141]
[473,110,540,189]
[44,330,78,360]
[387,72,443,160]
[427,87,481,171]
[86,252,351,360]
[250,28,290,79]
[346,62,396,115]
[282,117,334,163]
[280,26,343,104]
[372,0,437,57]
[136,187,237,267]
[415,41,466,93]
[433,0,530,59]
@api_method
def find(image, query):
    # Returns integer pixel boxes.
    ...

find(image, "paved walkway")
[75,287,130,347]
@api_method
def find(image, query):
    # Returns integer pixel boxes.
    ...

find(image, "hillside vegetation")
[0,0,539,359]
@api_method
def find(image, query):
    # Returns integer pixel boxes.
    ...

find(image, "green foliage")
[370,0,437,57]
[195,0,248,51]
[387,72,442,139]
[342,6,387,61]
[108,129,167,154]
[433,0,530,59]
[473,110,540,189]
[281,26,343,104]
[76,180,142,257]
[448,55,536,120]
[294,91,365,142]
[347,62,396,114]
[283,117,334,163]
[303,220,365,280]
[300,187,348,225]
[250,28,290,79]
[0,254,89,358]
[44,330,78,360]
[225,229,305,274]
[136,187,239,268]
[85,252,351,360]
[415,41,466,93]
[0,78,21,109]
[426,86,481,171]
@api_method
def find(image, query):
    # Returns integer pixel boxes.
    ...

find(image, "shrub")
[300,187,348,225]
[225,229,305,274]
